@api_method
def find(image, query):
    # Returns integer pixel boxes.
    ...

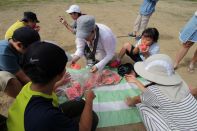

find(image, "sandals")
[188,63,195,73]
[128,32,136,37]
[109,60,121,68]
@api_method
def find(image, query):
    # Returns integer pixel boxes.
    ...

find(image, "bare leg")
[174,41,194,69]
[4,78,22,98]
[117,42,132,60]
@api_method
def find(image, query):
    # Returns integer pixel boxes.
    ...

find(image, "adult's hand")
[71,55,80,65]
[90,66,98,73]
[125,74,138,83]
[59,16,68,25]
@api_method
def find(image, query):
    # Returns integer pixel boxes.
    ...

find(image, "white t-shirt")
[135,39,160,60]
[74,23,116,70]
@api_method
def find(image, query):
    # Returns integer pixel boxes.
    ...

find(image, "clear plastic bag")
[55,69,122,100]
[55,69,91,100]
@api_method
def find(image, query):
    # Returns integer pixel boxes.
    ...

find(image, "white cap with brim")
[134,54,182,86]
[76,15,95,39]
[66,5,81,14]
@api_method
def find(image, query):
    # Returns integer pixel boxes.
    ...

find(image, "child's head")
[12,27,40,53]
[141,28,159,46]
[22,12,39,28]
[118,63,138,77]
[23,41,68,84]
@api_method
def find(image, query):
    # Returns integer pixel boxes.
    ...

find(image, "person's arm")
[79,90,95,131]
[15,69,30,85]
[133,39,141,55]
[189,86,197,97]
[71,38,86,64]
[59,16,75,34]
[125,74,146,92]
[54,72,71,90]
[0,54,30,85]
[94,36,116,71]
[132,46,140,55]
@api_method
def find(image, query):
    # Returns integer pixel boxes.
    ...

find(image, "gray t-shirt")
[70,21,77,34]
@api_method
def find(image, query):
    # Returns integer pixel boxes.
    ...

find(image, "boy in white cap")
[59,5,85,34]
[71,15,116,73]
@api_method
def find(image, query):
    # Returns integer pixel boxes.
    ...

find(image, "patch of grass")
[183,0,197,1]
[0,0,51,6]
[0,0,115,7]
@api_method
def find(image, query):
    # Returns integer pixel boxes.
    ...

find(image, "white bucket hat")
[66,5,81,14]
[134,54,182,85]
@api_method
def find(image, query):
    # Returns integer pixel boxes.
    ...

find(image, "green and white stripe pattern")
[59,68,148,127]
[93,78,145,127]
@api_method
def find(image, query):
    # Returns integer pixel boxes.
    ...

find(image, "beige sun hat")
[134,54,182,85]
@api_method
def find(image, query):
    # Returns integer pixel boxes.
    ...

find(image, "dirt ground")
[0,0,197,130]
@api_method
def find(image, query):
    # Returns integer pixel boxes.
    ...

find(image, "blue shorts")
[179,13,197,43]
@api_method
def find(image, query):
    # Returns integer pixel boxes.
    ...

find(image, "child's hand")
[85,90,96,104]
[125,96,136,107]
[34,25,40,32]
[125,74,138,83]
[54,72,71,90]
[63,72,71,83]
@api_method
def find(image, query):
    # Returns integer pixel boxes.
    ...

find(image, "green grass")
[0,0,195,7]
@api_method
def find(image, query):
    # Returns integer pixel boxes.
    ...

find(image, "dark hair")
[23,41,67,84]
[21,11,39,23]
[142,28,159,42]
[12,27,40,48]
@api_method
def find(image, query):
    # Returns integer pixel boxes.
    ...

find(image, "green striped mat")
[58,68,145,127]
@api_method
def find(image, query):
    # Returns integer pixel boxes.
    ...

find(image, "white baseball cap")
[66,5,81,14]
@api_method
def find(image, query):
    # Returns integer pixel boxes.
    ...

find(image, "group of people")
[0,0,197,130]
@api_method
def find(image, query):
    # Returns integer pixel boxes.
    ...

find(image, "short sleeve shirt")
[0,40,22,74]
[5,20,25,40]
[24,96,79,131]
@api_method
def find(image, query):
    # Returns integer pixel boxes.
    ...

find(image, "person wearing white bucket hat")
[125,54,197,130]
[59,5,85,34]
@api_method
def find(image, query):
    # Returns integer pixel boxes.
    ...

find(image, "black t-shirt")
[24,96,79,131]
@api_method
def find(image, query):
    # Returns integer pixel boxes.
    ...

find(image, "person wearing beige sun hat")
[125,54,197,130]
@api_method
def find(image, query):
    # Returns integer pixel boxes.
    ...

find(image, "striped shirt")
[139,85,197,130]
